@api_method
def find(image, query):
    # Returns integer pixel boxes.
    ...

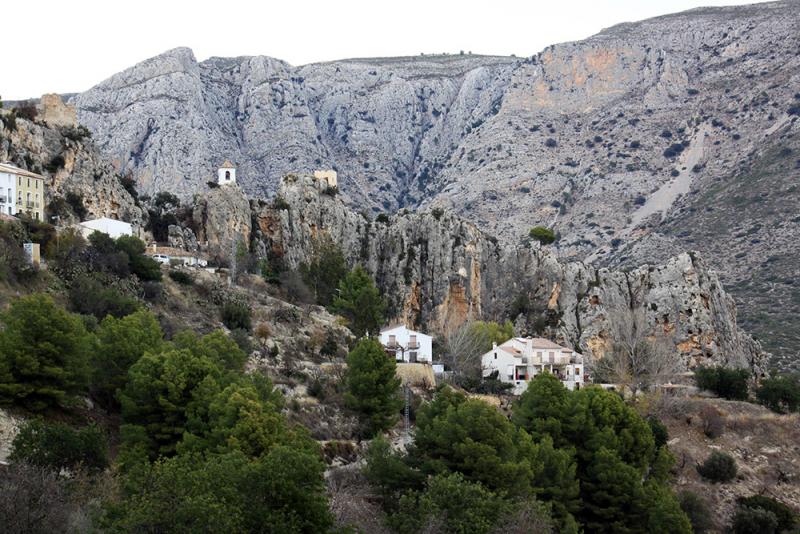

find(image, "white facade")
[218,160,237,185]
[481,337,585,395]
[0,168,16,216]
[77,217,133,239]
[380,325,433,363]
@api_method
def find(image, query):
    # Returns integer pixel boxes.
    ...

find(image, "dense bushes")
[0,294,92,411]
[221,301,252,331]
[9,418,109,472]
[695,365,750,401]
[696,450,738,483]
[756,374,800,413]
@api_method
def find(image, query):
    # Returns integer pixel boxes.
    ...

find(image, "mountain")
[70,0,800,359]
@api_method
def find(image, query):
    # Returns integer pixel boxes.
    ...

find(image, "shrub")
[544,138,557,147]
[43,155,66,174]
[670,169,680,177]
[2,113,17,131]
[695,366,750,401]
[634,195,646,205]
[220,301,252,331]
[756,376,800,413]
[729,506,779,534]
[9,419,109,473]
[229,328,254,355]
[168,269,194,286]
[431,207,445,220]
[375,213,390,224]
[16,100,38,121]
[661,130,673,138]
[678,491,716,534]
[699,406,726,438]
[68,275,140,320]
[529,226,556,245]
[0,463,72,532]
[647,416,669,448]
[737,494,798,532]
[696,450,737,483]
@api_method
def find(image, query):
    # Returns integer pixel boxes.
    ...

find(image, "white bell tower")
[218,160,237,185]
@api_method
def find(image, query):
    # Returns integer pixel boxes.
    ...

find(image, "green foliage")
[332,264,386,338]
[756,375,800,413]
[0,220,39,285]
[298,235,348,307]
[93,309,164,409]
[67,274,140,320]
[729,506,779,534]
[678,491,716,534]
[345,338,402,437]
[220,301,252,332]
[696,450,738,483]
[118,347,224,463]
[115,234,163,281]
[65,191,88,219]
[647,416,669,449]
[168,269,194,286]
[468,320,514,353]
[431,207,445,220]
[545,138,557,147]
[173,329,248,373]
[736,494,798,532]
[9,418,109,473]
[229,328,254,356]
[529,226,556,245]
[0,294,91,411]
[695,366,750,400]
[364,434,425,506]
[106,448,343,534]
[387,472,509,534]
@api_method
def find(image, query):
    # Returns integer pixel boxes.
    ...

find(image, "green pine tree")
[331,264,386,338]
[345,338,402,437]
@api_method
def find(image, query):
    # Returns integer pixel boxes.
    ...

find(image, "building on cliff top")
[218,160,237,185]
[0,163,44,220]
[313,170,337,188]
[481,337,584,395]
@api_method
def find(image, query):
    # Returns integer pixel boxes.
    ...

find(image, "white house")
[379,325,433,363]
[0,164,16,216]
[218,160,237,185]
[481,337,584,395]
[77,217,133,239]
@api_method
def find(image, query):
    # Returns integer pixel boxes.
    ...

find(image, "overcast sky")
[5,0,773,100]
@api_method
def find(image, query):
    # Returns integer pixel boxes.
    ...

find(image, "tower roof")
[219,160,236,169]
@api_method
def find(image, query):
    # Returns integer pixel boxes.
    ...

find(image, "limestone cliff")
[0,109,143,225]
[250,175,764,373]
[69,0,800,357]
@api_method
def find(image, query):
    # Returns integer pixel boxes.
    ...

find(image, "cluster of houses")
[378,325,585,394]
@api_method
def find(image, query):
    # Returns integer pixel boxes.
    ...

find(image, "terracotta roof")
[520,337,568,350]
[0,162,44,180]
[219,160,236,169]
[498,346,522,356]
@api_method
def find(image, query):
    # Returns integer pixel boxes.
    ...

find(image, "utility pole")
[231,228,237,286]
[404,383,410,445]
[51,215,59,253]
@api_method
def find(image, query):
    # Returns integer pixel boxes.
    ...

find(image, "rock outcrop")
[250,175,764,373]
[69,0,800,357]
[0,111,143,225]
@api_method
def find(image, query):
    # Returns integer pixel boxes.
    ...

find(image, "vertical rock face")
[250,176,764,373]
[193,182,252,261]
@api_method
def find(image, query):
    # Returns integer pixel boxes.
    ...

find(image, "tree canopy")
[0,293,91,411]
[331,264,386,338]
[345,338,403,437]
[529,226,556,245]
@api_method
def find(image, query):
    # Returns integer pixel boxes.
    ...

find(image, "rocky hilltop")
[70,0,800,357]
[191,174,764,373]
[0,98,143,225]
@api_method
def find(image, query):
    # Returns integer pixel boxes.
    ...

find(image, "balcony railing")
[408,342,420,349]
[26,201,34,208]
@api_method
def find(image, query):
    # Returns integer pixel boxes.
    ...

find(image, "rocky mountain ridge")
[193,174,765,374]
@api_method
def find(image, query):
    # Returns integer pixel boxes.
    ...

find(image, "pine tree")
[344,338,402,437]
[331,264,386,338]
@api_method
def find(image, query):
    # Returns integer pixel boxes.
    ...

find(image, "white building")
[218,160,237,185]
[379,325,433,363]
[0,165,16,216]
[481,337,584,395]
[77,217,133,239]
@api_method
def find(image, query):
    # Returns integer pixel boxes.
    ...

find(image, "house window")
[18,176,22,186]
[225,171,230,180]
[575,368,580,375]
[35,211,40,220]
[389,335,396,347]
[36,180,39,189]
[27,178,31,187]
[494,352,497,359]
[537,351,542,358]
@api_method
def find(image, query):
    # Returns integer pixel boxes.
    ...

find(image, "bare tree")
[439,319,490,386]
[590,307,681,397]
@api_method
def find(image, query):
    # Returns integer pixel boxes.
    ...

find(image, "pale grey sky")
[5,0,773,100]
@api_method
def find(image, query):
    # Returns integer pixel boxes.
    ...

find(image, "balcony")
[408,341,420,349]
[26,201,34,208]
